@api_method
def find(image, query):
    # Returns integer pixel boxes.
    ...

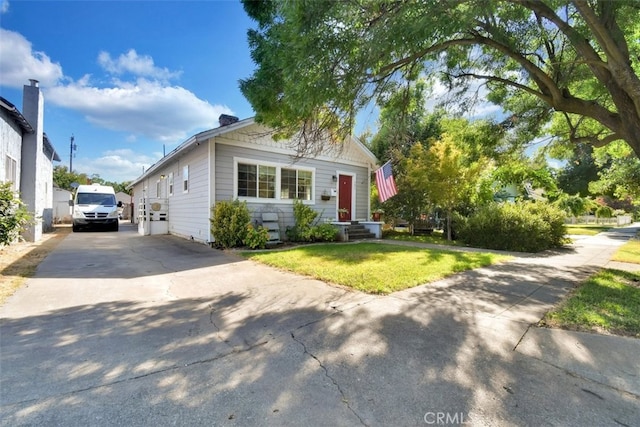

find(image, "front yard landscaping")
[611,232,640,264]
[541,269,640,337]
[242,242,510,294]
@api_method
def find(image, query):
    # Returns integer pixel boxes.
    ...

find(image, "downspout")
[144,177,151,236]
[208,136,215,246]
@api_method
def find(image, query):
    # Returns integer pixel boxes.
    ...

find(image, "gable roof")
[130,117,378,187]
[0,96,61,162]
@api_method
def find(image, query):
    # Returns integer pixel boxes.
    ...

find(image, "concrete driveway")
[1,223,638,426]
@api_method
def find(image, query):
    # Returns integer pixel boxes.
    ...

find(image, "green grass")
[611,233,640,264]
[242,242,510,294]
[382,229,460,246]
[542,269,640,337]
[565,224,612,236]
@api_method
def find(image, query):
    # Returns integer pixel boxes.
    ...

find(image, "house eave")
[0,96,34,134]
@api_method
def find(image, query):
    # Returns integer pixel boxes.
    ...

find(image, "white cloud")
[47,77,233,142]
[1,0,9,14]
[73,149,163,183]
[97,49,181,82]
[0,29,63,87]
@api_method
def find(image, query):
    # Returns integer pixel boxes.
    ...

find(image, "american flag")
[375,161,398,203]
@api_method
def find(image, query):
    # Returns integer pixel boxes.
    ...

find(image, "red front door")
[338,175,352,221]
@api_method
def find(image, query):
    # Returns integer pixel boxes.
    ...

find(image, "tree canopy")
[241,0,640,158]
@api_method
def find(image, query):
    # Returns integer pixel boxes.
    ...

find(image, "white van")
[72,184,120,232]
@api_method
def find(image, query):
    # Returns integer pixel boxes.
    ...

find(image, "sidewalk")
[515,224,640,397]
[388,223,640,399]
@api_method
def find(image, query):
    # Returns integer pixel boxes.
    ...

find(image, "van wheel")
[72,224,79,232]
[112,223,119,232]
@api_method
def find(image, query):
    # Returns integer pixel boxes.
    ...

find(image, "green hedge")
[458,202,567,252]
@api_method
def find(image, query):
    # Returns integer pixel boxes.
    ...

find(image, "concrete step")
[347,224,375,240]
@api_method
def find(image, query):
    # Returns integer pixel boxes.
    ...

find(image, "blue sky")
[0,0,267,182]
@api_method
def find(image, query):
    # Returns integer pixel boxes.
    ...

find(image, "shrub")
[458,201,567,252]
[244,223,270,249]
[309,223,338,242]
[0,183,32,246]
[287,200,337,242]
[210,200,251,248]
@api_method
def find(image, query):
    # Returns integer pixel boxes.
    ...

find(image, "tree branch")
[449,71,547,100]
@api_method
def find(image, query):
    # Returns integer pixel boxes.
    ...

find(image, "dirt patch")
[0,226,71,305]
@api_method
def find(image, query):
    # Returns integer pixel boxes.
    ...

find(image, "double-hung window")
[4,156,17,191]
[182,165,189,192]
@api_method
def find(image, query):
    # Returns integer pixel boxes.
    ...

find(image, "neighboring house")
[130,115,379,244]
[0,80,60,242]
[494,182,546,202]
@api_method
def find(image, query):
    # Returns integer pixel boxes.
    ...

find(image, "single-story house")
[129,115,379,244]
[0,79,60,241]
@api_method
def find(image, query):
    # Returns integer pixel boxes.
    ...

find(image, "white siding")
[132,143,211,243]
[0,109,22,191]
[215,139,369,230]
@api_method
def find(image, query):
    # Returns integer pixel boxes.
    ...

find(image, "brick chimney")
[219,114,239,127]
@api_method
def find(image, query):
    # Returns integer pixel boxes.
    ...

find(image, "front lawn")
[382,229,460,246]
[611,232,640,264]
[242,242,510,294]
[542,269,640,337]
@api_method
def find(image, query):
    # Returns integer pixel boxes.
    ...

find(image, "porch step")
[347,223,375,241]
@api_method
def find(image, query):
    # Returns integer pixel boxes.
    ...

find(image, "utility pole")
[69,135,77,172]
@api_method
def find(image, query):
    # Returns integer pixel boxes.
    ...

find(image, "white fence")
[566,215,632,226]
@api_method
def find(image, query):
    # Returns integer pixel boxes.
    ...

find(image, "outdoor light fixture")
[332,175,337,182]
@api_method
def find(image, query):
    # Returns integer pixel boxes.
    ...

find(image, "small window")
[4,156,17,191]
[168,172,174,196]
[156,180,161,198]
[183,165,189,192]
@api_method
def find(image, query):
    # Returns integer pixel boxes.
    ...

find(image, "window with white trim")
[156,180,161,197]
[182,165,189,192]
[236,160,314,201]
[168,172,174,196]
[4,156,17,191]
[281,168,312,200]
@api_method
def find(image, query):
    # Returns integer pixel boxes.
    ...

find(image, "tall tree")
[408,137,488,240]
[241,0,640,158]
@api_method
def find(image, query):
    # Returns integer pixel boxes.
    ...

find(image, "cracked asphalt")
[1,223,639,426]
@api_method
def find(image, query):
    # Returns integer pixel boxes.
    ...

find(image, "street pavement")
[0,223,638,426]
